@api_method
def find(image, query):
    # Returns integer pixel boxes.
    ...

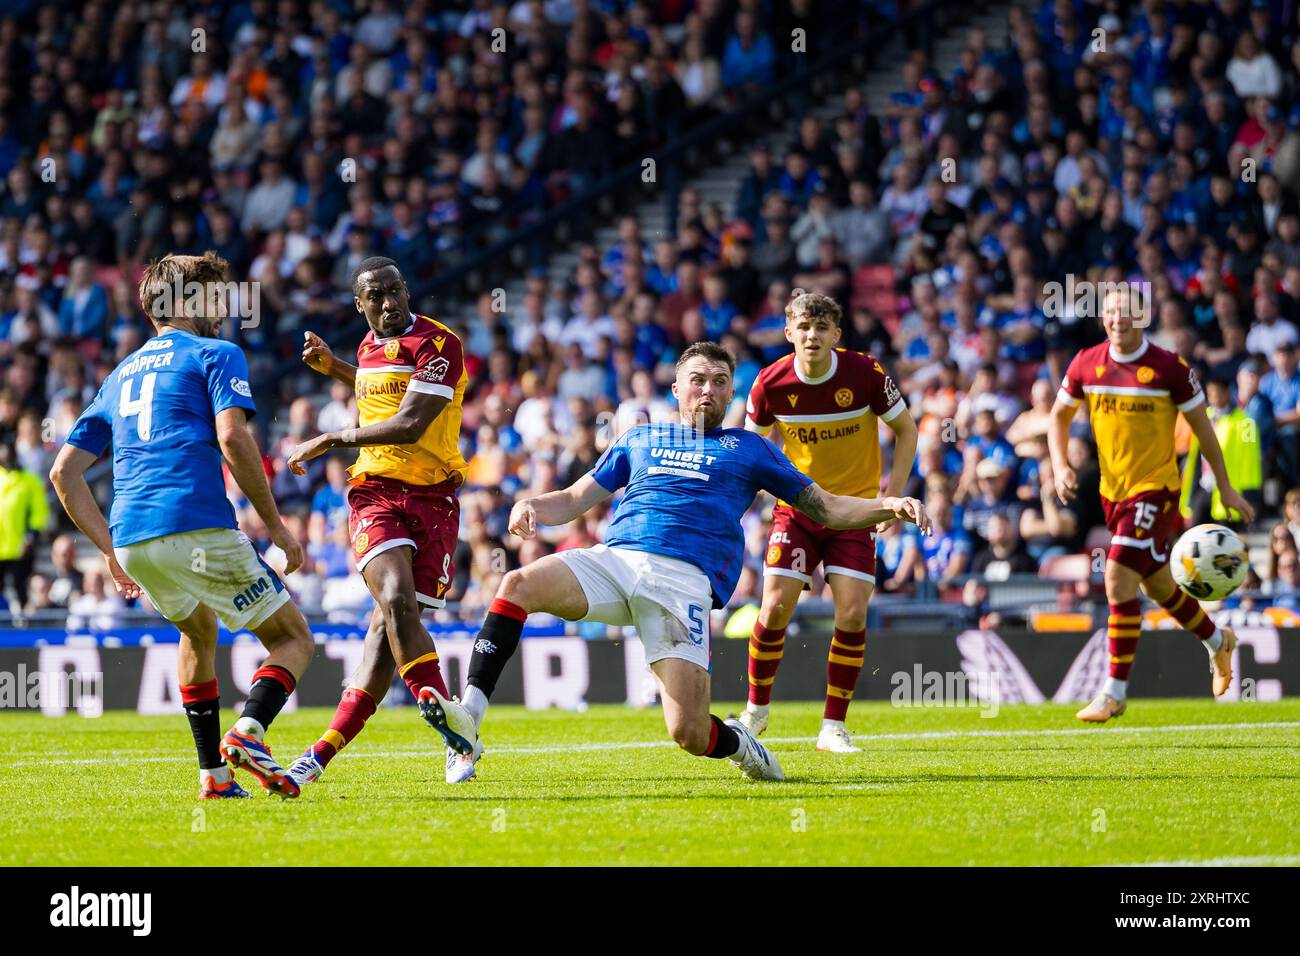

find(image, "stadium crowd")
[2,0,1300,627]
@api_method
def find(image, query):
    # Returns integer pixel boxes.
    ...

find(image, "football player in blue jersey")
[49,252,315,799]
[456,342,929,781]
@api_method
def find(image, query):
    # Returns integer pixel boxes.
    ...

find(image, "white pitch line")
[7,720,1298,768]
[1112,854,1300,867]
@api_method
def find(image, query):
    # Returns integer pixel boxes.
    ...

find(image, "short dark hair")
[676,341,735,375]
[350,256,400,294]
[138,251,232,326]
[785,291,843,327]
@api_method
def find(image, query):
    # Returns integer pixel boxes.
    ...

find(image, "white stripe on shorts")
[355,536,417,572]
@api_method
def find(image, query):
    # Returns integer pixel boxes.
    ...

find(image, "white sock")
[462,684,489,728]
[821,718,847,733]
[745,702,769,718]
[1102,677,1128,701]
[234,716,265,740]
[200,765,232,785]
[1204,628,1224,654]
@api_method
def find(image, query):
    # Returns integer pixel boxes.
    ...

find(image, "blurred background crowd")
[3,0,1300,631]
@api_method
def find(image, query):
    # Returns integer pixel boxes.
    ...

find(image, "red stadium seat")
[851,264,898,324]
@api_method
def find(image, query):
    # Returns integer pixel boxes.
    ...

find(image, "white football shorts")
[116,528,292,632]
[555,544,713,671]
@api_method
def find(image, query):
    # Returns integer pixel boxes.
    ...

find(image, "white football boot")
[417,686,479,756]
[445,740,484,784]
[725,717,784,781]
[286,750,326,787]
[815,720,861,753]
[736,704,769,736]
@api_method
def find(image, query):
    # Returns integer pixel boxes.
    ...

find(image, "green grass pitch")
[2,699,1298,867]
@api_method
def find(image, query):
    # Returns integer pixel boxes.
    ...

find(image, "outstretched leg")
[653,656,782,781]
[739,573,803,735]
[1141,564,1235,695]
[219,600,315,798]
[462,555,591,728]
[289,610,395,785]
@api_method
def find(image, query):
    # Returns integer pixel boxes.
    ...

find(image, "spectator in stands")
[971,512,1036,581]
[1283,489,1300,552]
[832,180,891,267]
[1260,342,1300,477]
[310,457,350,534]
[922,489,970,588]
[57,258,108,342]
[876,520,922,593]
[47,533,82,608]
[270,396,323,512]
[1020,452,1081,562]
[24,572,54,616]
[721,11,776,92]
[65,565,125,632]
[1180,375,1264,527]
[1265,549,1300,607]
[962,458,1019,550]
[0,439,47,610]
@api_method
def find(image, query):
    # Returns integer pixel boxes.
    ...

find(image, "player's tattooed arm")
[792,483,931,534]
[302,332,357,388]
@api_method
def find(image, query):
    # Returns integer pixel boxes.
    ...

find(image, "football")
[1170,524,1250,601]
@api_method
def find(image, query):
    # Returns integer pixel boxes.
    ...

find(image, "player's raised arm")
[789,482,931,534]
[289,324,460,470]
[49,444,141,599]
[302,331,357,388]
[508,473,615,539]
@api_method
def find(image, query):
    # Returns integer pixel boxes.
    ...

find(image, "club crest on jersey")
[384,341,401,362]
[354,531,369,555]
[835,387,854,407]
[1137,366,1154,384]
[717,435,739,450]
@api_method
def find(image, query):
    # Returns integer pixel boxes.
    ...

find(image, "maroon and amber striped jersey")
[1058,336,1203,502]
[746,349,906,499]
[349,313,469,487]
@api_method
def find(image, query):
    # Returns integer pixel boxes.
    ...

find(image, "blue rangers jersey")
[591,422,813,607]
[66,328,256,547]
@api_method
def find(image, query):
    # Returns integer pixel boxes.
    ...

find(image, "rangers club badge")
[718,435,739,450]
[835,387,854,407]
[384,341,401,361]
